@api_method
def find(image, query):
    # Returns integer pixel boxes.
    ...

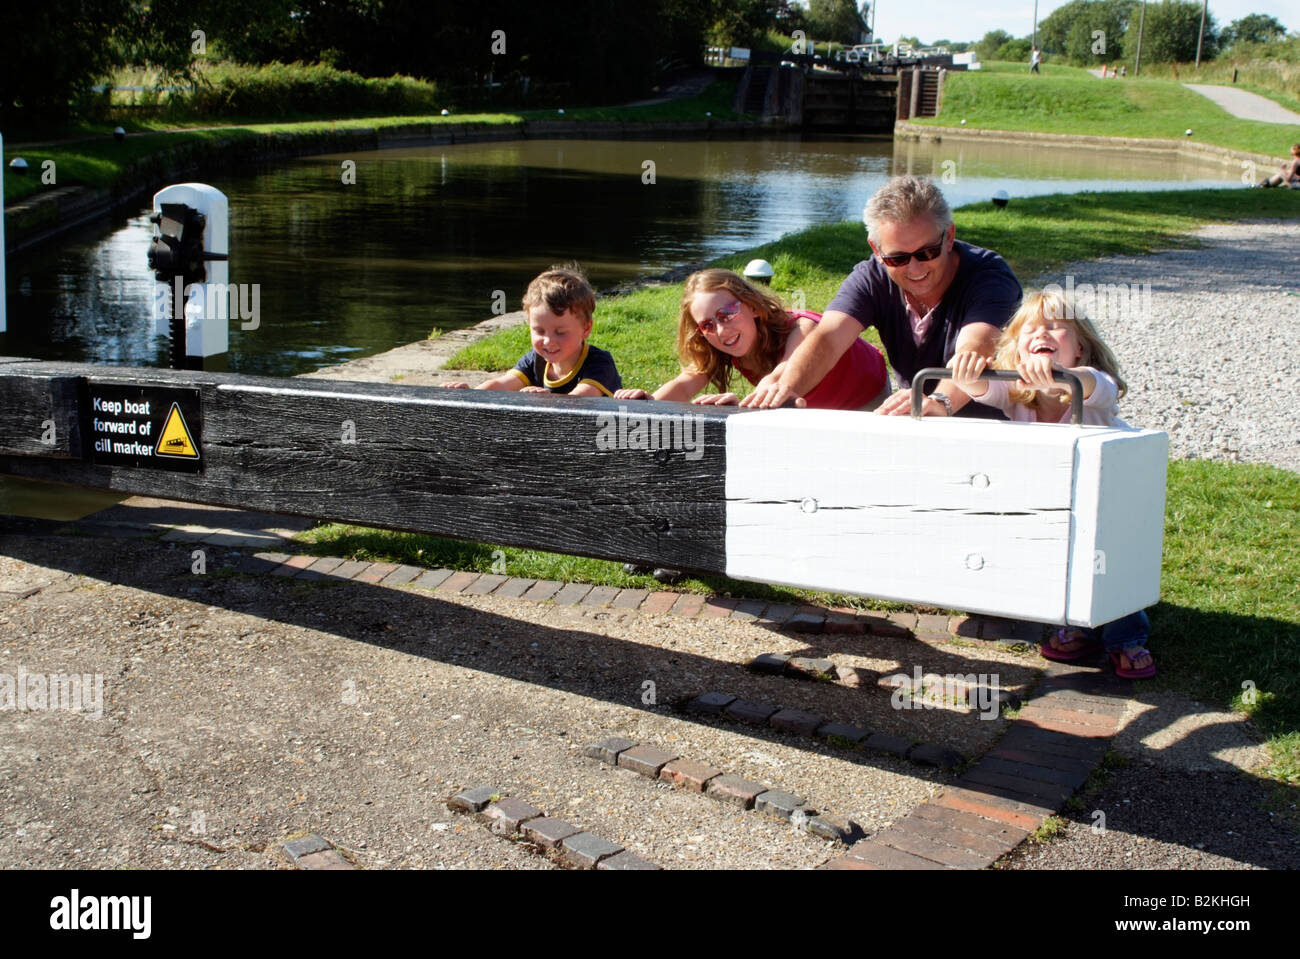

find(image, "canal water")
[2,135,1238,377]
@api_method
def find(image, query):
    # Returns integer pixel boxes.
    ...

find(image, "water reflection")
[3,136,1237,376]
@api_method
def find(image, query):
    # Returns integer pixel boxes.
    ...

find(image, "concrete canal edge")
[894,120,1278,170]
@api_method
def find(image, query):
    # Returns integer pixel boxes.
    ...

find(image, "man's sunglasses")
[697,300,742,335]
[876,237,946,268]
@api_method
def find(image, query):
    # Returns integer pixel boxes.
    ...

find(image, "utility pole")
[1134,0,1147,76]
[1195,0,1208,68]
[1032,0,1038,49]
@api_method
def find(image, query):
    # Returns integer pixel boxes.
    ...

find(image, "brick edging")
[585,736,866,844]
[822,661,1127,870]
[238,550,1051,645]
[446,786,659,870]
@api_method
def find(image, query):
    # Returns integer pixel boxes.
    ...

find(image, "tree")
[708,0,781,48]
[974,29,1013,62]
[1037,0,1137,61]
[773,0,808,36]
[806,0,869,44]
[1221,13,1287,47]
[1127,0,1217,63]
[0,0,199,126]
[996,37,1033,62]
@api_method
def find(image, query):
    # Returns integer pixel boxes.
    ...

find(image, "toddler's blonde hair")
[995,290,1126,408]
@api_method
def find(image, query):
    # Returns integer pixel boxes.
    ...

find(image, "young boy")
[446,266,621,396]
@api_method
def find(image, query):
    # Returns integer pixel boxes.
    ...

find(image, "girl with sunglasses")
[614,268,888,409]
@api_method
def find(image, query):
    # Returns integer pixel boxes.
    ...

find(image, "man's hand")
[875,389,914,415]
[739,379,807,408]
[614,388,651,400]
[876,389,949,417]
[519,385,549,393]
[949,351,992,395]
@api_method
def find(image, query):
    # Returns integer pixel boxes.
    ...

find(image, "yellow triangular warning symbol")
[155,402,199,458]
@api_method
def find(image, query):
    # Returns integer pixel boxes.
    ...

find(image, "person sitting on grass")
[445,265,621,396]
[948,289,1154,678]
[1255,144,1300,189]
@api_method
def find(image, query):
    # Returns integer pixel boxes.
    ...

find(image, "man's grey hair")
[862,175,953,238]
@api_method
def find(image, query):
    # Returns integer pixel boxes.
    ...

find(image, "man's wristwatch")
[928,391,953,416]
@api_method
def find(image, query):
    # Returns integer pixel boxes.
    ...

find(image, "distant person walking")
[1255,143,1300,188]
[1030,46,1041,74]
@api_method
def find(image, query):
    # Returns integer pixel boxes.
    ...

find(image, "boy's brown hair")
[522,264,596,323]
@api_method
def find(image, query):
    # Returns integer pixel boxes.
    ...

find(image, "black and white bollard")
[148,183,230,371]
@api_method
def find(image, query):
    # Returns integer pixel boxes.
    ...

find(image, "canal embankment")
[894,121,1278,171]
[4,116,768,257]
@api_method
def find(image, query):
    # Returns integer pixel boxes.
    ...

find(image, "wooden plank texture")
[0,371,84,458]
[1066,429,1169,627]
[0,362,730,571]
[724,410,1165,625]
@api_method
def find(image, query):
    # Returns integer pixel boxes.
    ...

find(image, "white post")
[1,132,7,334]
[150,183,230,365]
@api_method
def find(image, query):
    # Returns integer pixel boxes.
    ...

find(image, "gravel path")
[1032,218,1300,474]
[1183,84,1300,124]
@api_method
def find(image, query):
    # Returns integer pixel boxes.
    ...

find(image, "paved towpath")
[2,494,1292,870]
[1183,83,1300,124]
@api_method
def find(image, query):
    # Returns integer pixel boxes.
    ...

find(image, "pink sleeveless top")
[736,311,889,410]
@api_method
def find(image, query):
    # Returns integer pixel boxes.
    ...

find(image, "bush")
[996,38,1034,62]
[176,61,439,119]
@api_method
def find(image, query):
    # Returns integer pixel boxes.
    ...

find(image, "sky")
[866,1,1295,46]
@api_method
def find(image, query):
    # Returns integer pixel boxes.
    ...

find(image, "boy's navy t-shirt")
[510,342,621,396]
[826,239,1022,389]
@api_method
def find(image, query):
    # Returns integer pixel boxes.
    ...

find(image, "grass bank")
[2,79,741,206]
[1,114,521,206]
[916,61,1298,158]
[302,187,1300,781]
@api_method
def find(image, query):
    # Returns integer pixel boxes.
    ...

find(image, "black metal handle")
[911,367,1085,425]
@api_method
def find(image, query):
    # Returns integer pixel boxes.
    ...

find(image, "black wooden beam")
[0,361,735,573]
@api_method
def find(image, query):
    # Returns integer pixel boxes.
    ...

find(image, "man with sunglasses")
[742,175,1021,417]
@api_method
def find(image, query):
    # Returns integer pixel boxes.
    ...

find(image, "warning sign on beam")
[85,384,203,472]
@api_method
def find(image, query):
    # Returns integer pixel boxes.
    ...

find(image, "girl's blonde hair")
[677,269,794,393]
[995,290,1127,408]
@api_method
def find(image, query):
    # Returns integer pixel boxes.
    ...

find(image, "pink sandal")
[1109,646,1156,679]
[1039,627,1100,662]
